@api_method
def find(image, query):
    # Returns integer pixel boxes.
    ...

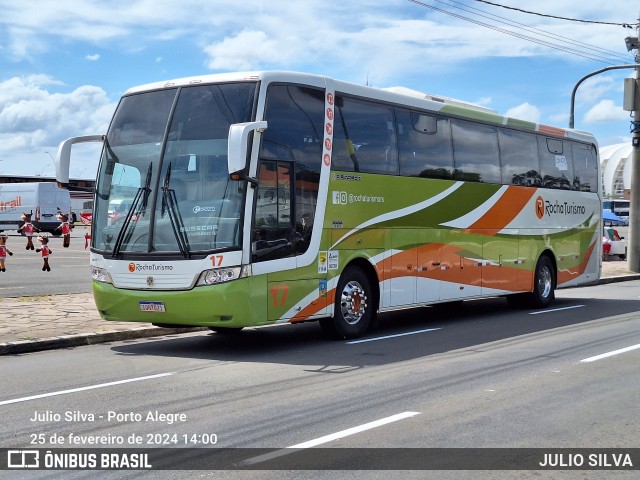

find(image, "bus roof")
[123,70,597,145]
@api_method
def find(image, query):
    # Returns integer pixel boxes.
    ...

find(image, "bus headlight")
[197,266,249,286]
[91,266,113,284]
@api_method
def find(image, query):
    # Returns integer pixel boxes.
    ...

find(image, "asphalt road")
[0,229,91,297]
[1,281,639,479]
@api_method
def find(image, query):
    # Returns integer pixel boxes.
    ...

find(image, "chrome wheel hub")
[538,265,552,298]
[340,281,367,325]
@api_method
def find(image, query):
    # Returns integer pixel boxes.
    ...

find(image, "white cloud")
[504,103,541,123]
[0,75,115,175]
[5,26,48,60]
[0,1,634,174]
[549,112,569,124]
[475,97,492,107]
[576,76,617,105]
[583,99,629,124]
[203,30,291,71]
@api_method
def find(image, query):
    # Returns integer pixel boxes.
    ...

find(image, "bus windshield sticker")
[328,250,339,270]
[318,251,328,274]
[319,279,327,298]
[555,155,568,171]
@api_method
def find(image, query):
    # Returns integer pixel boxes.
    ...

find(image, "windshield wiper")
[111,163,153,258]
[161,166,191,258]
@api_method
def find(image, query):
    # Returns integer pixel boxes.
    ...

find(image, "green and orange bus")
[55,71,601,339]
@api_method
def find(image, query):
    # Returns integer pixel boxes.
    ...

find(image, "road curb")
[0,326,208,356]
[596,274,640,285]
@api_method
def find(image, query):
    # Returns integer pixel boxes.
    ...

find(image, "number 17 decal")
[211,255,224,266]
[271,285,289,307]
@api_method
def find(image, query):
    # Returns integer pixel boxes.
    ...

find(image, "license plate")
[139,301,166,312]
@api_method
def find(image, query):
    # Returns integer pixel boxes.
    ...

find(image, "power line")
[473,0,636,28]
[441,0,630,63]
[407,0,633,65]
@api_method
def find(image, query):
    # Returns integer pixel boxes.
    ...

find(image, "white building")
[600,143,633,199]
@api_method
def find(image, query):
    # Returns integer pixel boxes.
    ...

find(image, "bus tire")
[510,255,555,309]
[530,255,555,308]
[208,327,244,334]
[320,266,375,340]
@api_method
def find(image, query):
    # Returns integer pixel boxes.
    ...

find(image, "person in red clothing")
[55,212,74,248]
[0,234,13,272]
[17,212,39,250]
[35,235,52,272]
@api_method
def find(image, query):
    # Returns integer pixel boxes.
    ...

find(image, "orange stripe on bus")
[290,237,597,324]
[557,241,596,286]
[466,187,536,236]
[538,124,566,137]
[290,300,327,323]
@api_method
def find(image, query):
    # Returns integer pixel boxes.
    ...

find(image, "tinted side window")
[333,95,398,174]
[397,109,454,179]
[260,85,324,172]
[256,84,325,259]
[451,119,500,183]
[499,128,541,187]
[538,137,574,190]
[572,143,598,193]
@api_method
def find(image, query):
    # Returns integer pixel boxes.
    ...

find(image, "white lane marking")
[528,305,585,315]
[244,411,420,465]
[580,344,640,363]
[0,372,174,406]
[346,328,442,344]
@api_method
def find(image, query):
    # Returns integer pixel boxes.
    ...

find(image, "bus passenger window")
[333,95,398,175]
[451,119,500,183]
[397,109,454,179]
[572,143,598,193]
[498,128,541,187]
[538,137,574,190]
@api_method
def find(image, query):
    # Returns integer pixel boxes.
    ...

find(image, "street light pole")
[44,151,56,177]
[569,22,640,272]
[569,64,640,129]
[627,19,640,272]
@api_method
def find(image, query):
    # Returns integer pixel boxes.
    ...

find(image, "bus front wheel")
[320,266,376,340]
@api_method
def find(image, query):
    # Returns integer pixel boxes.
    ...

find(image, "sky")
[0,0,638,179]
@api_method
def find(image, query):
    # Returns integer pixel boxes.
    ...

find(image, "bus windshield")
[92,82,257,256]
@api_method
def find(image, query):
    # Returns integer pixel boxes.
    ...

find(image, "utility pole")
[627,17,640,272]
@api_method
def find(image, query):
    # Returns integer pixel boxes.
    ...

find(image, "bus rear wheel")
[320,266,376,340]
[508,255,555,309]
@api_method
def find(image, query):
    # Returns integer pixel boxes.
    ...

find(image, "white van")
[0,182,73,235]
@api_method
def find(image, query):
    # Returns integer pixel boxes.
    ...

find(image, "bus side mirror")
[55,135,105,188]
[227,121,267,175]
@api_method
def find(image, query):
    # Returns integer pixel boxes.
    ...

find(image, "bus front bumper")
[92,278,266,328]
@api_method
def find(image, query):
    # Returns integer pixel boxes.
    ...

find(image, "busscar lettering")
[333,173,362,181]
